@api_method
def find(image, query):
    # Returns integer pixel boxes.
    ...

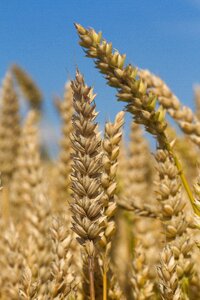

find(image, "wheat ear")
[55,81,73,208]
[12,64,42,111]
[157,245,182,300]
[155,149,194,297]
[70,70,104,300]
[75,23,200,218]
[0,71,20,184]
[48,215,75,298]
[11,111,42,205]
[100,111,124,299]
[139,69,200,147]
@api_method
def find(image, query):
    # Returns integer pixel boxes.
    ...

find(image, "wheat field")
[0,24,200,300]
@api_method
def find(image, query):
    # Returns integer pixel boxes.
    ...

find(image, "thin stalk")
[88,256,95,300]
[166,142,200,216]
[103,267,107,300]
[181,277,189,300]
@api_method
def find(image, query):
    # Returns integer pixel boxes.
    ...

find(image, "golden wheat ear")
[75,23,200,221]
[10,110,43,210]
[54,81,73,210]
[48,215,75,298]
[139,69,200,148]
[12,64,42,111]
[98,111,124,299]
[0,71,20,184]
[157,245,182,299]
[70,69,104,300]
[155,149,196,297]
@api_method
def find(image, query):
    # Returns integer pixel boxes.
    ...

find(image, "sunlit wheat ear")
[0,71,20,184]
[70,69,104,299]
[155,149,195,296]
[12,64,42,111]
[48,215,75,299]
[23,191,51,294]
[10,110,51,294]
[11,110,43,209]
[139,69,200,147]
[70,70,104,245]
[55,81,73,208]
[158,245,182,300]
[98,111,124,298]
[75,24,169,149]
[100,111,124,248]
[75,23,200,221]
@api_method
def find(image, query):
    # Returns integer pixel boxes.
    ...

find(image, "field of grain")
[1,24,200,300]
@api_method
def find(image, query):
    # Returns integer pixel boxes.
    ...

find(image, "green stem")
[166,141,200,216]
[103,269,107,300]
[181,277,189,300]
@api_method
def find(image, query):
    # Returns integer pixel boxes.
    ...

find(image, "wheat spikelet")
[19,266,39,300]
[12,64,42,111]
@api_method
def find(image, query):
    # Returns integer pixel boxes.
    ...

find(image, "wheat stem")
[103,264,107,300]
[166,141,199,216]
[89,255,95,300]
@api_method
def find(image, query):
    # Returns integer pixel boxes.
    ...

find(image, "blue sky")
[1,0,200,156]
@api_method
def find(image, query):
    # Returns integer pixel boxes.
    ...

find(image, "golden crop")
[0,25,200,299]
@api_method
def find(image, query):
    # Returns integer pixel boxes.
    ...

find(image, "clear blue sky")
[1,0,200,156]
